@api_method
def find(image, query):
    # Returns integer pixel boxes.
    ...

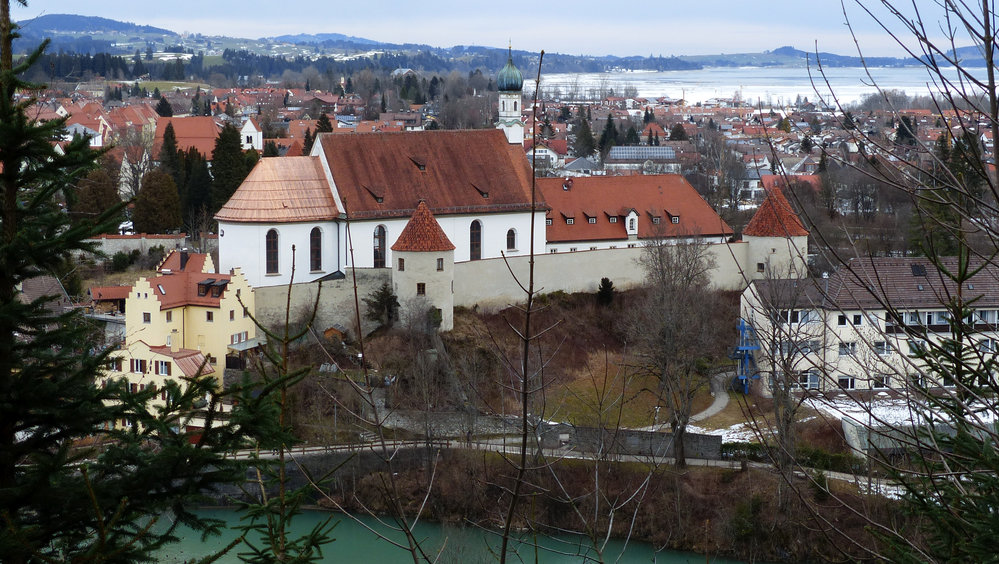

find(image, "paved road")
[690,372,732,423]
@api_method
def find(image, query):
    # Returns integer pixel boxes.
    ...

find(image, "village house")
[740,256,999,392]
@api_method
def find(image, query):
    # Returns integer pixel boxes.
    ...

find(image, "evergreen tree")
[800,135,814,153]
[316,112,333,133]
[302,127,314,155]
[158,121,184,188]
[363,281,400,328]
[154,96,172,117]
[654,132,660,146]
[596,277,615,306]
[210,123,248,213]
[647,129,653,146]
[669,123,688,141]
[598,115,617,156]
[133,170,182,233]
[0,11,278,561]
[263,140,280,157]
[182,147,212,223]
[69,169,122,228]
[572,117,596,157]
[624,125,640,145]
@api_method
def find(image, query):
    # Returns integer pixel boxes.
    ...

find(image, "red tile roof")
[317,129,537,220]
[743,187,809,237]
[147,343,216,376]
[539,175,733,243]
[214,157,339,223]
[391,201,455,252]
[142,252,234,310]
[152,117,220,158]
[89,285,131,301]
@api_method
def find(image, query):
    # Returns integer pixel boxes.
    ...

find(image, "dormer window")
[652,217,661,225]
[545,218,553,226]
[588,217,596,224]
[671,216,679,224]
[609,217,617,223]
[566,218,574,225]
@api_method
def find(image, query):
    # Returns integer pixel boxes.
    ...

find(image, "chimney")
[170,329,179,353]
[179,249,189,271]
[563,178,573,191]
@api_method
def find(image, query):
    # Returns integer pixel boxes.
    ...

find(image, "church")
[215,52,807,333]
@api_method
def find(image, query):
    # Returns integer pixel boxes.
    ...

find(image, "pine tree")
[669,123,688,141]
[182,147,212,223]
[598,115,617,156]
[263,140,279,157]
[70,169,122,228]
[302,127,314,155]
[0,7,275,561]
[158,121,184,188]
[572,118,596,157]
[154,96,172,117]
[316,112,333,133]
[210,123,248,213]
[133,170,182,233]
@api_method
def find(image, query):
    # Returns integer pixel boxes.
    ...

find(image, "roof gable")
[391,200,456,252]
[743,186,808,237]
[318,129,536,220]
[215,157,339,223]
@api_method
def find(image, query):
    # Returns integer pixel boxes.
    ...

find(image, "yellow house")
[102,340,217,429]
[123,250,257,369]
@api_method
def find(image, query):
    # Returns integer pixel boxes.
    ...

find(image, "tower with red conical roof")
[743,186,809,280]
[391,201,456,331]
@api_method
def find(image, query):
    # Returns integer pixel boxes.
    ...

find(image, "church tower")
[496,46,525,145]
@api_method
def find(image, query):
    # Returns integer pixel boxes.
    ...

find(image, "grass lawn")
[551,352,716,428]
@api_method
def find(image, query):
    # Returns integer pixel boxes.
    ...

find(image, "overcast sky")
[12,1,947,58]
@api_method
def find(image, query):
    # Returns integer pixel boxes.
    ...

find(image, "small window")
[206,311,214,322]
[839,342,857,356]
[436,258,444,271]
[545,218,553,226]
[872,374,890,389]
[243,306,249,318]
[627,244,636,248]
[652,217,661,225]
[143,312,151,324]
[506,229,516,250]
[229,309,235,321]
[838,375,856,390]
[416,282,426,296]
[874,341,892,355]
[756,262,765,273]
[628,218,636,231]
[154,360,172,376]
[908,339,926,356]
[566,218,574,225]
[838,314,847,326]
[852,314,863,326]
[211,286,222,298]
[671,216,679,224]
[609,217,617,223]
[166,311,172,322]
[398,258,405,271]
[198,284,208,297]
[587,217,596,224]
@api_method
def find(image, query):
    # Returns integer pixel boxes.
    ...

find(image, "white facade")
[219,221,341,289]
[498,91,525,145]
[219,212,545,289]
[240,119,263,151]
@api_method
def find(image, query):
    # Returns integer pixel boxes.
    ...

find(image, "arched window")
[373,225,386,268]
[265,229,279,274]
[629,218,636,231]
[514,101,518,111]
[470,220,482,261]
[506,228,516,251]
[310,227,322,271]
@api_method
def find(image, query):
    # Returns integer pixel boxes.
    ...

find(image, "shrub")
[110,251,131,272]
[596,277,614,306]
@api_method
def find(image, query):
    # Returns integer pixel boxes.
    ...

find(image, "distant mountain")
[16,13,175,36]
[263,32,379,46]
[679,45,918,68]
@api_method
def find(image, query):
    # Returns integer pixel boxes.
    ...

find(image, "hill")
[16,13,175,36]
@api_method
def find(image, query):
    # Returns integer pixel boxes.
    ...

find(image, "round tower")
[496,46,525,145]
[742,187,809,280]
[390,201,456,331]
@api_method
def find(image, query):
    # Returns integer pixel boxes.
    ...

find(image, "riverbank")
[210,446,908,562]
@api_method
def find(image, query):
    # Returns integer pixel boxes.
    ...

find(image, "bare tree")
[632,233,720,468]
[116,125,154,200]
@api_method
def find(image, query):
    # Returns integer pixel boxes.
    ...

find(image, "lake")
[161,508,747,563]
[532,65,985,106]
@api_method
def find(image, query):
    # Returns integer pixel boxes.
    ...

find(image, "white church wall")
[218,221,341,289]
